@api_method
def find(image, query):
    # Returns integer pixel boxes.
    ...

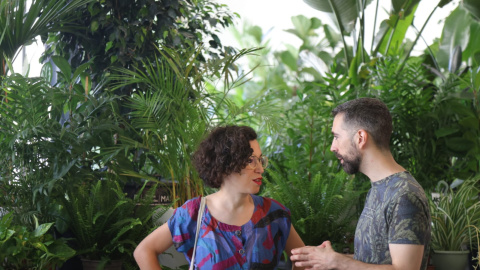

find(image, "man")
[291,98,431,270]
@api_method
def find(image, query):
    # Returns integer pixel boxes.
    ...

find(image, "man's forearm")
[333,253,395,270]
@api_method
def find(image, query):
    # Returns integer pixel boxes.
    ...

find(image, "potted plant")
[58,179,161,270]
[429,177,480,270]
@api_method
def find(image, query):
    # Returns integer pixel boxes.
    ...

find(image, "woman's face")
[222,140,265,194]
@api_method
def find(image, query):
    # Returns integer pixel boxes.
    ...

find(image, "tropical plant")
[301,0,458,73]
[429,177,480,251]
[0,0,95,77]
[0,212,75,269]
[102,44,283,207]
[256,74,368,247]
[40,0,236,82]
[264,164,366,250]
[58,179,161,268]
[0,66,123,226]
[434,3,480,72]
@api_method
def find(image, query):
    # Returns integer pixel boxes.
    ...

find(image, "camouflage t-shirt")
[354,171,431,270]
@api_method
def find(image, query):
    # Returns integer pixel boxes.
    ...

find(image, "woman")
[134,125,305,269]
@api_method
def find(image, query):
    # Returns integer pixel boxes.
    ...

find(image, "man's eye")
[248,158,254,163]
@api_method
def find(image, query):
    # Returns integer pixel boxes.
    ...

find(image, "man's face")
[330,114,362,174]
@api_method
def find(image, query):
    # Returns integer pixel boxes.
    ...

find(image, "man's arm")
[290,241,424,270]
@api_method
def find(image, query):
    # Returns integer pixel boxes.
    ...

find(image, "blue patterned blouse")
[167,195,291,269]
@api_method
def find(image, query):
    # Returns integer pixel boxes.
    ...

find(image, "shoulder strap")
[189,196,206,270]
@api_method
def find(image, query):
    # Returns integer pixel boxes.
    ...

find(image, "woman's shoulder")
[174,196,203,218]
[251,195,291,227]
[252,195,289,212]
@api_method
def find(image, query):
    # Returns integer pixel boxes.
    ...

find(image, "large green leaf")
[464,0,480,21]
[33,222,53,238]
[303,0,373,33]
[437,7,472,70]
[375,4,417,55]
[279,50,298,71]
[391,0,421,17]
[438,0,454,8]
[463,20,480,63]
[289,15,313,40]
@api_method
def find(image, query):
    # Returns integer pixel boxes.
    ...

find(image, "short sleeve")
[388,192,430,245]
[259,197,292,246]
[167,197,201,253]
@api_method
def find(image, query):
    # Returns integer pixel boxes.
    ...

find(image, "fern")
[61,179,161,265]
[264,163,367,250]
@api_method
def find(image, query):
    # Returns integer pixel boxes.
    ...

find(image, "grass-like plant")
[430,177,480,251]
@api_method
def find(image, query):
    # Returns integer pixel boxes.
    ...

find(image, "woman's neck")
[206,190,254,226]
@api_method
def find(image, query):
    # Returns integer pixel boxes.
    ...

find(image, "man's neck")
[360,149,405,182]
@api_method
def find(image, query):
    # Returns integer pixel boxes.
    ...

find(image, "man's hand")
[290,241,338,270]
[291,241,425,270]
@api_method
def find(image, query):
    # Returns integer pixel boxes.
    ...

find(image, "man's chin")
[342,164,358,175]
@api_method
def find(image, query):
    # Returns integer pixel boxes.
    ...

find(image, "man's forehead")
[333,114,355,133]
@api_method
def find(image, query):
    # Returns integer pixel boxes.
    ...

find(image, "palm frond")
[0,0,95,74]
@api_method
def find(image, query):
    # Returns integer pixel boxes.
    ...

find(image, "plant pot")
[81,259,123,270]
[431,250,469,270]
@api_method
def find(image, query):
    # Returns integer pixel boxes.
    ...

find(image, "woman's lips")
[253,177,262,185]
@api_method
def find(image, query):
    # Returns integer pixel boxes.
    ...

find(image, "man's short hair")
[332,98,392,150]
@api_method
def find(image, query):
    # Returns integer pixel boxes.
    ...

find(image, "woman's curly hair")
[192,125,257,188]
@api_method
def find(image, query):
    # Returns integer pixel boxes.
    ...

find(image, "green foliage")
[0,64,122,226]
[0,212,75,269]
[436,6,478,71]
[266,77,345,176]
[365,57,444,188]
[59,179,160,265]
[41,0,236,77]
[264,165,366,250]
[104,45,279,206]
[259,75,367,249]
[105,47,210,207]
[0,0,95,76]
[429,177,480,251]
[301,0,459,77]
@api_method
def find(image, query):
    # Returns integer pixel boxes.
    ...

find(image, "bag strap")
[189,196,206,270]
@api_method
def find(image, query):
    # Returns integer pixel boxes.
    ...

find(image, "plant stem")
[327,0,351,70]
[358,0,366,63]
[397,5,439,73]
[384,15,400,56]
[370,0,380,54]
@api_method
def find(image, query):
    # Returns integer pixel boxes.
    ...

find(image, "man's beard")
[335,148,361,175]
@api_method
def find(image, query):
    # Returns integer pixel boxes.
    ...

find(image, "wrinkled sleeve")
[388,192,430,245]
[167,198,200,253]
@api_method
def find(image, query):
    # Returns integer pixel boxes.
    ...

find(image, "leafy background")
[1,0,480,268]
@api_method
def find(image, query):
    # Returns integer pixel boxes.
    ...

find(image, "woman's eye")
[248,158,254,163]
